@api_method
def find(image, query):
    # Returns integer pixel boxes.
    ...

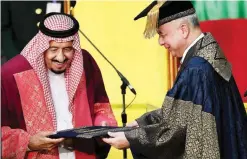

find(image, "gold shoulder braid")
[144,0,166,39]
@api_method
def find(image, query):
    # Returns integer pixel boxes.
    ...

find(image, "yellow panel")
[74,1,169,158]
[74,1,168,107]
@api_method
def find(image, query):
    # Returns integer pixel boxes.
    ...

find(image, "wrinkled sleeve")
[125,67,220,158]
[1,82,30,159]
[135,108,162,126]
[86,52,117,127]
[82,51,118,159]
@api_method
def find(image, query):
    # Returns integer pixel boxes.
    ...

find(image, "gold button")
[37,22,40,27]
[35,8,42,14]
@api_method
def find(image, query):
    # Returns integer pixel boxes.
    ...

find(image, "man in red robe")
[1,12,117,159]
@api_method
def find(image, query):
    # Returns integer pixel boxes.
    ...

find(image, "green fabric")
[192,1,247,21]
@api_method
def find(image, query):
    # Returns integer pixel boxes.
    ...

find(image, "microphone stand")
[79,29,133,159]
[121,82,127,159]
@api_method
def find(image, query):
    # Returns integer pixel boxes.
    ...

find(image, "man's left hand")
[102,132,130,150]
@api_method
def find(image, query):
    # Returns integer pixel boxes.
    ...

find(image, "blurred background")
[1,1,247,158]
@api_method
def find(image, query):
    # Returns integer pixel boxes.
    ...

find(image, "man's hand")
[102,132,130,150]
[28,131,64,151]
[126,120,139,127]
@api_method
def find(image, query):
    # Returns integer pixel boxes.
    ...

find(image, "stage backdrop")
[192,1,247,104]
[74,1,168,107]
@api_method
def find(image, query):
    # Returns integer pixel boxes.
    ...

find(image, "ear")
[180,23,190,39]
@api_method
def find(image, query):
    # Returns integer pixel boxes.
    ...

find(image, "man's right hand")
[28,131,64,151]
[126,120,139,127]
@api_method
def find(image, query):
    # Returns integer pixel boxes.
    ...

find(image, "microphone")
[116,70,136,95]
[78,29,136,95]
[244,90,247,97]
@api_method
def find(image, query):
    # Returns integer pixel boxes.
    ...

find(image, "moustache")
[52,59,68,63]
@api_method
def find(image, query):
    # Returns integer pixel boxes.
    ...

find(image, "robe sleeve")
[125,62,220,158]
[84,51,117,126]
[1,83,30,159]
[135,109,162,126]
[81,50,118,159]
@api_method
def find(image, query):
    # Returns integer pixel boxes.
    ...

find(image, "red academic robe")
[1,49,117,159]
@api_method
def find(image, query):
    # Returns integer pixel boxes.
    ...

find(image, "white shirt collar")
[180,33,204,64]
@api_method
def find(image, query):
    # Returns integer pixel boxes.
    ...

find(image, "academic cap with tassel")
[134,0,195,39]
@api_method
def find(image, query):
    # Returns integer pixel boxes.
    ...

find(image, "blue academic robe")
[125,33,247,159]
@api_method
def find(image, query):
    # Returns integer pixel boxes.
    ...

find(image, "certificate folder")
[49,126,134,139]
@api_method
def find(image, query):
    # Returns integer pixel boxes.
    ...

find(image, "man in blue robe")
[102,1,247,158]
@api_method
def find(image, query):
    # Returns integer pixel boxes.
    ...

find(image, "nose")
[56,50,65,62]
[159,38,169,49]
[158,36,164,46]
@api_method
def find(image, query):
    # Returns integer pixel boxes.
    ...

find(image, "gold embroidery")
[27,121,33,127]
[125,96,220,158]
[94,103,117,125]
[14,69,54,136]
[37,101,42,108]
[34,85,39,92]
[30,94,35,101]
[194,33,232,81]
[41,119,46,124]
[136,109,162,126]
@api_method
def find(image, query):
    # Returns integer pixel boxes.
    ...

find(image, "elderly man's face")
[157,20,187,57]
[44,40,74,74]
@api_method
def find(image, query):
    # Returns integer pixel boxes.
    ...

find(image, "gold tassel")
[144,0,166,39]
[70,7,75,16]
